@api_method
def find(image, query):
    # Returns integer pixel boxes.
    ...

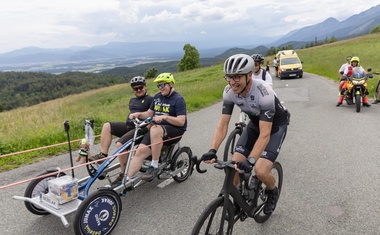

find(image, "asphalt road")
[1,71,380,235]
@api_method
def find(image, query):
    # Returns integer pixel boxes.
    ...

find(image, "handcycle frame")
[191,158,283,235]
[13,117,195,235]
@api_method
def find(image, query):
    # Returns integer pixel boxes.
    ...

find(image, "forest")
[0,71,132,112]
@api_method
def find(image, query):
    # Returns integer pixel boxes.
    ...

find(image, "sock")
[151,160,159,168]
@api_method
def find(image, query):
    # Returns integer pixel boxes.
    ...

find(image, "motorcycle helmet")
[130,76,146,87]
[224,54,254,75]
[251,54,265,64]
[350,56,360,66]
[154,73,175,84]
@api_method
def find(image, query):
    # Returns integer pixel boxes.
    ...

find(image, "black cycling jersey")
[126,94,154,127]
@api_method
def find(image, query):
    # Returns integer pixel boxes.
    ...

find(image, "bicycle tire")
[171,146,193,183]
[24,170,66,215]
[252,161,283,223]
[73,188,122,235]
[374,80,380,101]
[223,128,242,161]
[191,196,234,235]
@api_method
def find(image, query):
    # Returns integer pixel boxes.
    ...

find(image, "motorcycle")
[343,68,373,112]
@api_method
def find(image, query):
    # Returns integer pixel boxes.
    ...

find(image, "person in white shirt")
[251,54,273,87]
[273,57,278,77]
[336,56,352,106]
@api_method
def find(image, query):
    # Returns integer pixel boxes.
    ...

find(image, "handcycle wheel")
[24,169,66,215]
[374,80,380,101]
[171,146,193,183]
[252,161,283,223]
[223,128,242,161]
[191,196,234,235]
[74,188,122,235]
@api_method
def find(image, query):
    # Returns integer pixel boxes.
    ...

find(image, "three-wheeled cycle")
[13,117,195,235]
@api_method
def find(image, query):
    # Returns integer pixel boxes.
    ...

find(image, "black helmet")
[251,54,265,64]
[130,76,146,86]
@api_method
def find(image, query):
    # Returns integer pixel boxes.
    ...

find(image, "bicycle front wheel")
[223,128,242,161]
[253,161,283,223]
[191,197,234,235]
[374,81,380,101]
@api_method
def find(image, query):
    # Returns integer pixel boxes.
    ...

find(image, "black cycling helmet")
[224,54,254,75]
[251,54,265,64]
[130,76,146,87]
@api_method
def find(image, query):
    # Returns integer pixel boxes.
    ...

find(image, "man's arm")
[210,114,232,151]
[155,114,185,126]
[130,109,154,120]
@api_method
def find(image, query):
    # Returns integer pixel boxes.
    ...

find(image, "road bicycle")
[191,158,283,235]
[223,112,249,161]
[14,117,195,235]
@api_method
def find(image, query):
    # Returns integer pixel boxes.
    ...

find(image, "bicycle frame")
[216,161,264,221]
[76,118,151,199]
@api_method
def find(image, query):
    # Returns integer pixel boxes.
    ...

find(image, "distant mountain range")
[274,4,380,45]
[0,4,379,73]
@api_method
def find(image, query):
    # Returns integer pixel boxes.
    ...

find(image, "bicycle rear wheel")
[252,161,283,223]
[191,197,234,235]
[374,80,380,101]
[223,128,242,161]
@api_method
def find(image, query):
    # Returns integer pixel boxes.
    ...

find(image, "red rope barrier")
[0,135,101,159]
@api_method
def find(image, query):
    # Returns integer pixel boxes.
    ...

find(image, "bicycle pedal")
[239,212,248,222]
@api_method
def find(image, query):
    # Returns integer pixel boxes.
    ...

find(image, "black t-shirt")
[126,94,154,127]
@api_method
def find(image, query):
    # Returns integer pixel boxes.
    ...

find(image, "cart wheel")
[171,146,193,183]
[74,188,122,235]
[24,169,66,215]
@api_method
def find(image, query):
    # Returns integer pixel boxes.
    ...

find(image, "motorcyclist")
[336,56,352,106]
[344,56,371,107]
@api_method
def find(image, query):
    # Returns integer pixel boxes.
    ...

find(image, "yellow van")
[276,50,303,79]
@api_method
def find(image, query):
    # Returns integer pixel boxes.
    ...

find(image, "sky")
[0,0,379,54]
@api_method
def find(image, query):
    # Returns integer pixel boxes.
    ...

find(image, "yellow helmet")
[154,73,175,84]
[350,56,360,66]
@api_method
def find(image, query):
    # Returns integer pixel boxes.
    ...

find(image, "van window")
[281,57,300,65]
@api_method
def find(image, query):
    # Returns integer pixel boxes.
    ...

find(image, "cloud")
[0,0,379,53]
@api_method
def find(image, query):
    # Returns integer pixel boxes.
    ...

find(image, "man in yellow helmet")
[111,73,187,187]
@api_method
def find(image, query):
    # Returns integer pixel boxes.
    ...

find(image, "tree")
[177,44,202,72]
[369,25,380,34]
[145,67,158,79]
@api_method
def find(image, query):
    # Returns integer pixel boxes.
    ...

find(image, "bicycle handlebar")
[133,117,153,128]
[191,157,247,174]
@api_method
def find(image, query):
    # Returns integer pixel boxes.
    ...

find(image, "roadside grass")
[0,64,226,171]
[1,33,379,171]
[296,33,380,94]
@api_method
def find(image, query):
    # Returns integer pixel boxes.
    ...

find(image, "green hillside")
[1,33,379,171]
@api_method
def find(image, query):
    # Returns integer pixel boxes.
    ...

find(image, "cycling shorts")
[235,122,287,162]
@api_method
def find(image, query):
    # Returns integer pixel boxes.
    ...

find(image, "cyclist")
[112,73,187,187]
[251,54,273,86]
[89,76,153,163]
[336,56,353,106]
[344,56,371,107]
[201,54,289,215]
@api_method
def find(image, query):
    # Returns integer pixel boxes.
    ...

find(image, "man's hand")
[236,160,253,173]
[201,149,217,163]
